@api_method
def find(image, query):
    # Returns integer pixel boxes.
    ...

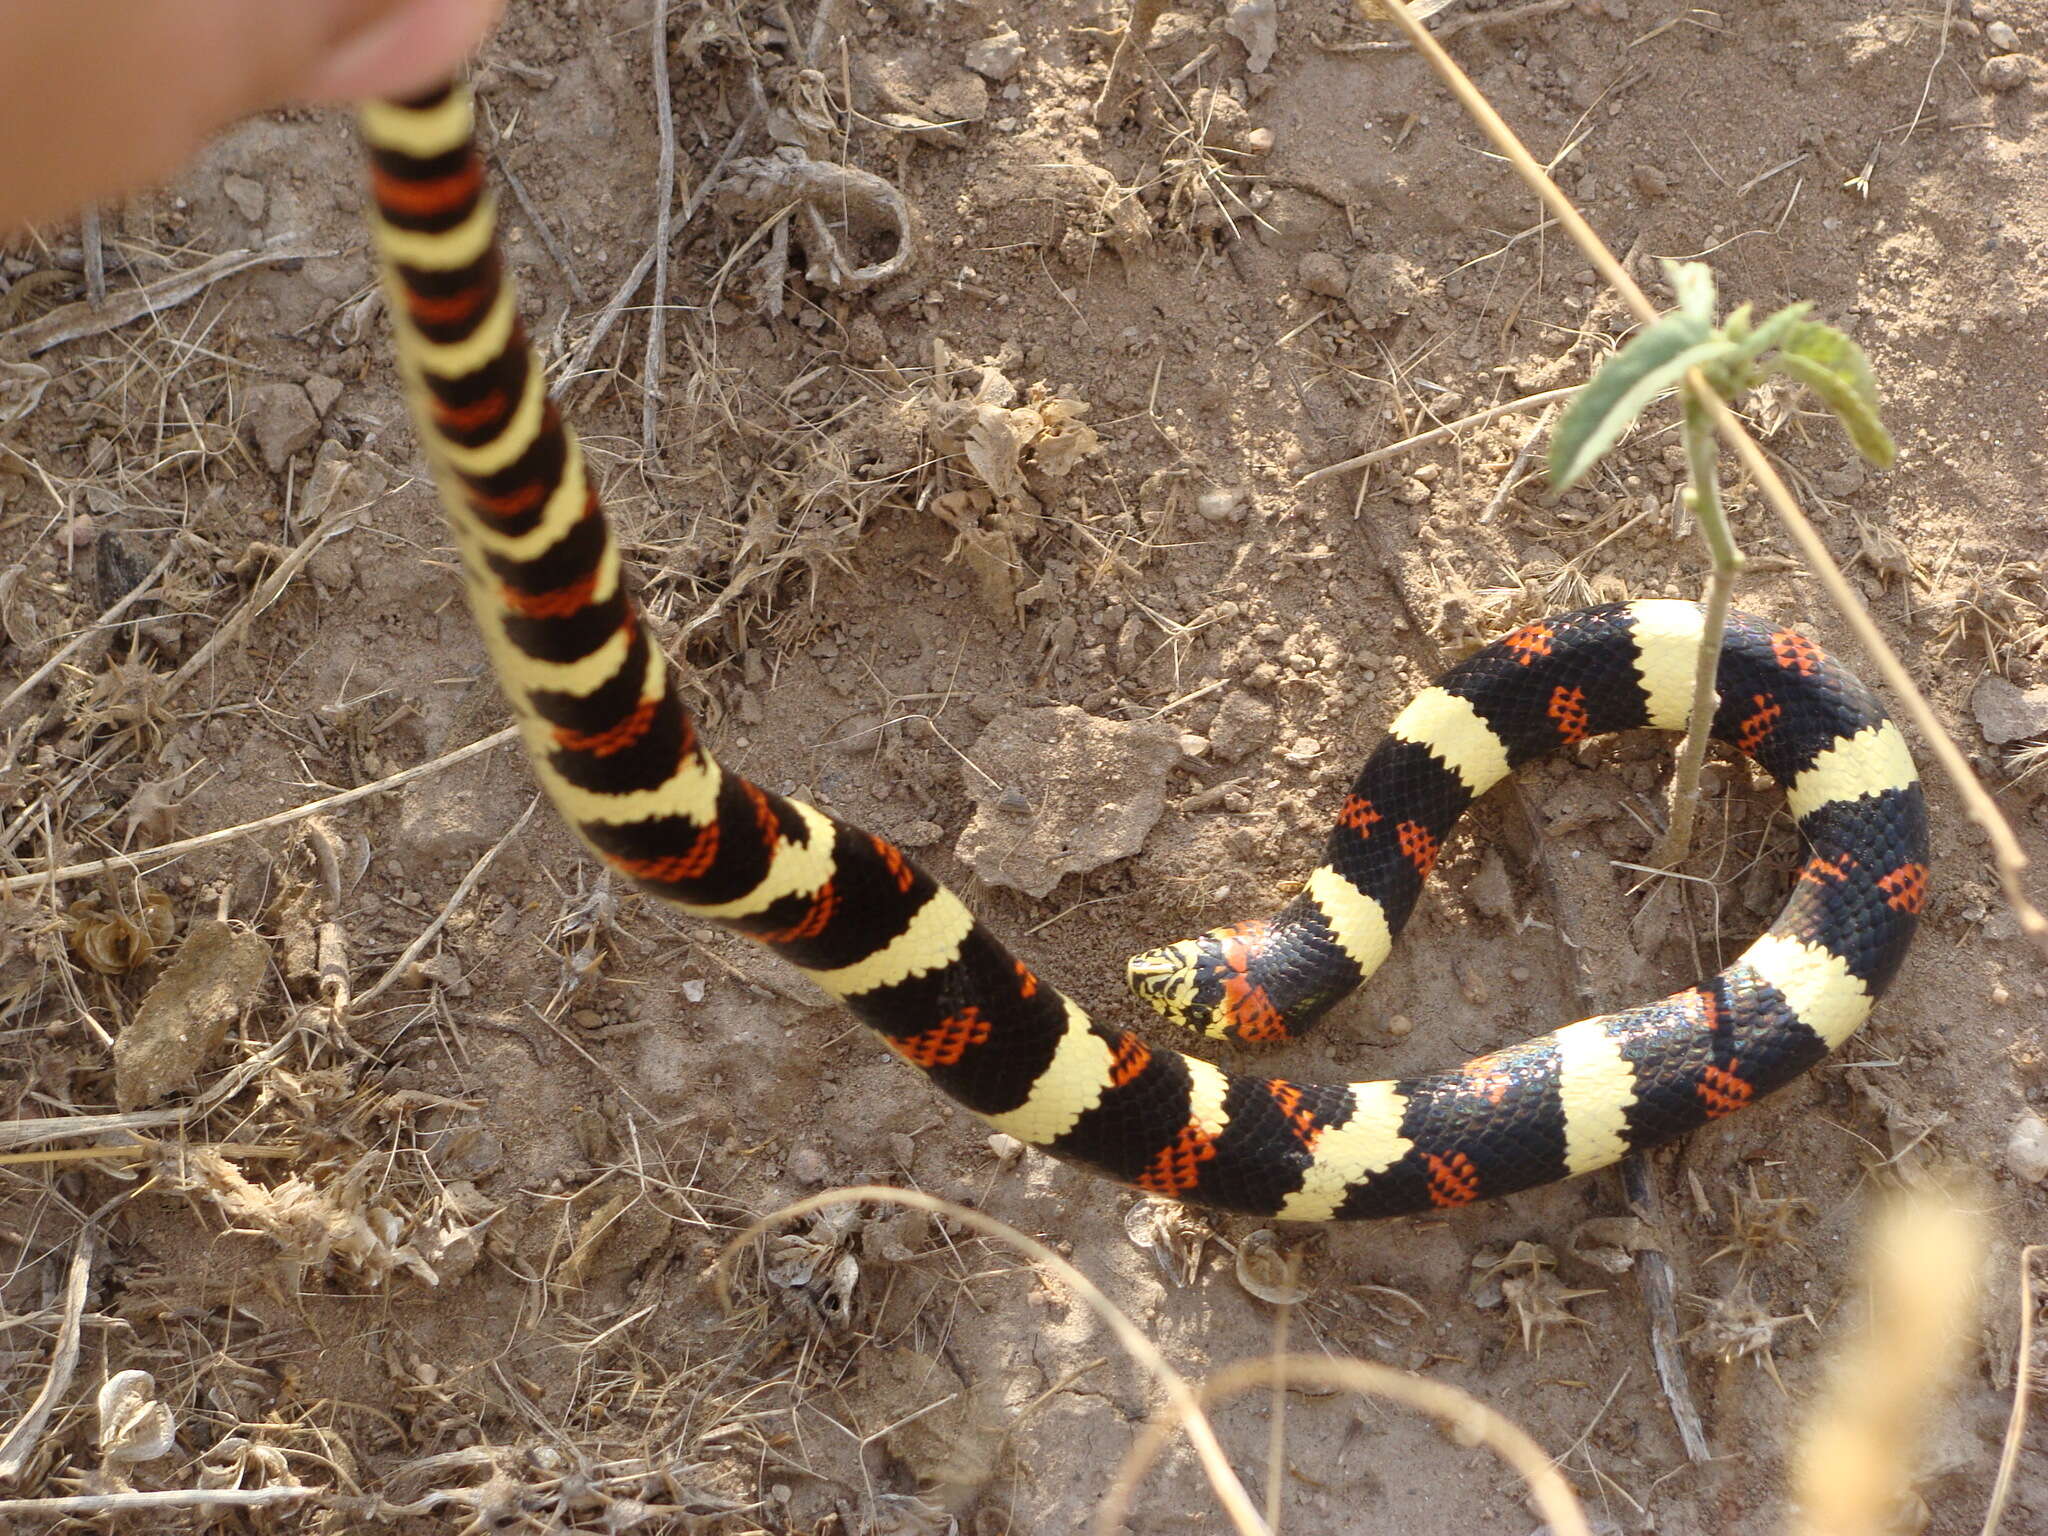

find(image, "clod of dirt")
[114,918,269,1108]
[1982,53,2041,92]
[1567,1215,1663,1275]
[1972,674,2048,744]
[557,1186,667,1288]
[1298,251,1348,299]
[2005,1110,2048,1183]
[1207,691,1275,764]
[1224,0,1278,73]
[1466,849,1513,920]
[957,706,1180,896]
[1345,251,1428,332]
[0,359,50,425]
[963,26,1024,83]
[243,380,319,472]
[1186,87,1255,154]
[866,1346,1005,1503]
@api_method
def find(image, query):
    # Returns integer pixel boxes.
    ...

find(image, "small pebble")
[2006,1111,2048,1184]
[1986,20,2021,50]
[964,26,1024,82]
[1510,965,1532,983]
[1385,1014,1415,1039]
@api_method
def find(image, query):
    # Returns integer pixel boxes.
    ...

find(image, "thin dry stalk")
[166,509,354,697]
[1,238,320,356]
[0,1037,293,1152]
[1097,1355,1592,1536]
[1362,0,2047,955]
[0,1488,320,1516]
[643,0,677,456]
[0,725,518,894]
[1296,384,1578,486]
[1788,1189,1983,1536]
[350,795,539,1011]
[713,1186,1269,1536]
[557,111,756,393]
[0,1221,97,1480]
[1979,1243,2045,1536]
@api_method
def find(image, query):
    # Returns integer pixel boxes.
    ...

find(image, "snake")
[359,83,1928,1221]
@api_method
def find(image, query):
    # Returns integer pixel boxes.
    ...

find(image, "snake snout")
[1124,938,1209,1029]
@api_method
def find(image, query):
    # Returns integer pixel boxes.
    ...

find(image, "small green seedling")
[1547,261,1894,864]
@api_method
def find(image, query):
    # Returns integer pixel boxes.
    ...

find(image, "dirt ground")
[3,0,2047,1531]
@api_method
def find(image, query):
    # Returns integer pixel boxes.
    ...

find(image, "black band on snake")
[360,84,1928,1222]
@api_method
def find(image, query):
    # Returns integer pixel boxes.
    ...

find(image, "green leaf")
[1703,299,1813,397]
[1767,321,1896,468]
[1549,312,1729,490]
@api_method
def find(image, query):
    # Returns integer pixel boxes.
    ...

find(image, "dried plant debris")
[95,1368,177,1474]
[924,358,1101,615]
[65,887,174,976]
[716,146,915,307]
[112,916,269,1109]
[1687,1278,1808,1390]
[166,1147,438,1286]
[1470,1241,1603,1354]
[765,1202,867,1330]
[1123,1195,1214,1287]
[1703,1171,1814,1272]
[1233,1228,1310,1305]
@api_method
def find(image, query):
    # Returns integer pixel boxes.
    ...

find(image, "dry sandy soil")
[3,0,2048,1531]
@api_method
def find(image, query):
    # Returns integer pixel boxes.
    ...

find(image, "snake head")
[1125,936,1212,1032]
[1125,920,1288,1042]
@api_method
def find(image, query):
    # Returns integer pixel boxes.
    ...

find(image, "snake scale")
[359,83,1927,1221]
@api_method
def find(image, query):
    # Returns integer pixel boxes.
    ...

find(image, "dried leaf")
[1234,1229,1309,1305]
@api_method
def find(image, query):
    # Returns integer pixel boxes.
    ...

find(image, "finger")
[0,0,502,230]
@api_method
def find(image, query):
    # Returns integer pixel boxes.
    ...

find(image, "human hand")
[0,0,504,231]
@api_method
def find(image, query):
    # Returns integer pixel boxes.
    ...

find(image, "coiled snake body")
[361,85,1927,1221]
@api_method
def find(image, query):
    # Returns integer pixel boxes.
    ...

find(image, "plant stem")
[1361,0,2048,960]
[1656,392,1746,867]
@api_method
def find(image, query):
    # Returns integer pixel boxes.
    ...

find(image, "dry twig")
[715,1186,1269,1536]
[1099,1355,1592,1536]
[0,238,321,356]
[1980,1243,2045,1536]
[0,1221,97,1481]
[0,725,518,894]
